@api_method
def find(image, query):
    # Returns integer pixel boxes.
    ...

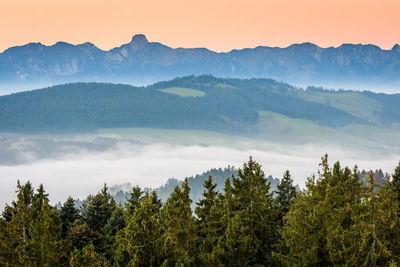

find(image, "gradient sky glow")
[1,0,399,52]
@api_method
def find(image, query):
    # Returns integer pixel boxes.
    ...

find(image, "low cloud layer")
[0,134,398,209]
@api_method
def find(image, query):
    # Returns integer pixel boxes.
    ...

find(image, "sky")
[1,0,399,53]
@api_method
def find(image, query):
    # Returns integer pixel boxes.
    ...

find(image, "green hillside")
[158,87,205,97]
[0,75,399,136]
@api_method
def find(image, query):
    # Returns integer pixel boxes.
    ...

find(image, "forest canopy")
[1,155,400,266]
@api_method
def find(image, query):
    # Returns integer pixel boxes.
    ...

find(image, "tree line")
[1,155,400,266]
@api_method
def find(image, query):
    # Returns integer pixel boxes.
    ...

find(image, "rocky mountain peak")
[128,34,149,51]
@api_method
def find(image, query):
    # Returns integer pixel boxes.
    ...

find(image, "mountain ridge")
[1,34,400,94]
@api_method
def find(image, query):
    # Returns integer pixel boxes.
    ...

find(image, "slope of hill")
[0,75,399,136]
[1,34,400,93]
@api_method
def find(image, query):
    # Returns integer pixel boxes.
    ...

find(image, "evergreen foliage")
[3,75,396,133]
[1,156,400,266]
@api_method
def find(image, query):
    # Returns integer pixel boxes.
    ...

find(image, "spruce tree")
[69,243,109,267]
[161,178,196,266]
[126,185,144,214]
[114,191,163,266]
[60,196,80,239]
[82,183,115,234]
[212,177,234,264]
[195,176,218,265]
[102,204,125,261]
[223,156,278,265]
[28,197,65,265]
[353,172,400,266]
[0,181,64,265]
[392,161,400,216]
[282,156,366,265]
[275,170,297,225]
[0,180,32,265]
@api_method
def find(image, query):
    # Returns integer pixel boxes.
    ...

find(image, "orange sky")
[1,0,399,52]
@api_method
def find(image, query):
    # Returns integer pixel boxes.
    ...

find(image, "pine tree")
[281,155,364,266]
[126,185,144,214]
[114,191,163,266]
[67,223,103,251]
[195,176,218,265]
[60,196,80,239]
[211,177,234,264]
[28,197,65,265]
[223,156,278,265]
[102,204,125,260]
[353,172,400,266]
[0,180,32,265]
[273,170,297,262]
[275,170,297,225]
[161,178,196,266]
[0,181,64,265]
[82,183,116,234]
[69,242,109,267]
[392,161,400,216]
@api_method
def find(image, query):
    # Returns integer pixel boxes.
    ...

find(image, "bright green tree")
[275,170,297,225]
[0,181,64,265]
[352,172,400,266]
[126,185,144,214]
[114,191,163,266]
[161,178,197,266]
[222,156,278,265]
[392,161,400,217]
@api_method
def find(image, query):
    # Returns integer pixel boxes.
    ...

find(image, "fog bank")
[0,134,398,209]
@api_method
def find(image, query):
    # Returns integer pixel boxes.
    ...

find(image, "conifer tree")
[60,196,80,239]
[211,177,234,264]
[0,180,32,265]
[281,156,364,266]
[126,185,144,214]
[28,197,65,265]
[275,170,297,224]
[102,204,125,260]
[0,181,64,265]
[392,161,400,216]
[114,191,163,266]
[195,176,218,265]
[161,178,196,266]
[82,183,116,234]
[69,242,109,267]
[353,172,400,266]
[223,156,278,265]
[67,223,103,251]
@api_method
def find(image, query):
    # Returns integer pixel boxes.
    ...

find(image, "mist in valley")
[0,132,398,209]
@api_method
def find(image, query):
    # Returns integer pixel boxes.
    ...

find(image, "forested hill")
[110,166,284,206]
[0,75,399,133]
[2,156,400,266]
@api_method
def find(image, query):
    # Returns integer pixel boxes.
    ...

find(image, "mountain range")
[1,34,400,94]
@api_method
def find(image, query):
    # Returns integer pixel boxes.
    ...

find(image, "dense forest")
[1,75,399,133]
[110,166,283,207]
[1,156,400,266]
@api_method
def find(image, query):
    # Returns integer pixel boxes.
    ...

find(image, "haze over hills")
[1,75,399,161]
[1,76,399,210]
[1,34,400,94]
[1,75,400,134]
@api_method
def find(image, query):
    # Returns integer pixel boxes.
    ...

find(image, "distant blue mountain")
[1,34,400,93]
